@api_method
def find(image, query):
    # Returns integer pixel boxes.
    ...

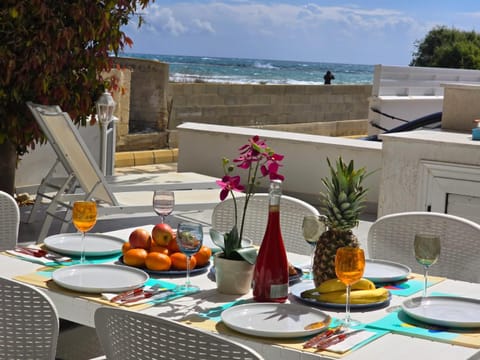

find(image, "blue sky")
[123,1,480,65]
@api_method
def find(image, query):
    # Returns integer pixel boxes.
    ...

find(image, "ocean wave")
[253,61,278,70]
[122,52,374,84]
[169,72,325,85]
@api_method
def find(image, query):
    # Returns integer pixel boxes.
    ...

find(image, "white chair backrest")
[26,102,117,204]
[367,211,480,282]
[94,307,264,360]
[212,193,320,255]
[0,191,20,250]
[0,277,59,359]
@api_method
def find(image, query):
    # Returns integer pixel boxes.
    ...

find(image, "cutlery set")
[14,247,72,262]
[304,326,363,350]
[110,285,172,305]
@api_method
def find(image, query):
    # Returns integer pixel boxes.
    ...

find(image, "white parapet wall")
[176,122,382,214]
[368,64,480,135]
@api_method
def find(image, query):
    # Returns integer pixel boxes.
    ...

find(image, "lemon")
[302,215,326,243]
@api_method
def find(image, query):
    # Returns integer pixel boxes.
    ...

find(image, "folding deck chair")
[26,102,219,242]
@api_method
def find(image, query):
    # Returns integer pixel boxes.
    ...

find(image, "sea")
[120,52,374,85]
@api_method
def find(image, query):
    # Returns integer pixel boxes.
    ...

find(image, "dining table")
[2,224,480,360]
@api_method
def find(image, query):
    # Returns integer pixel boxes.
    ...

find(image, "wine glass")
[153,190,175,223]
[176,222,203,293]
[335,246,365,328]
[301,215,326,279]
[72,201,97,264]
[414,233,441,298]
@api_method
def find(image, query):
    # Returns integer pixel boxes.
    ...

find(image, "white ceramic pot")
[213,252,254,295]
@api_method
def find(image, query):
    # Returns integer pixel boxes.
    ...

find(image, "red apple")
[152,223,174,246]
[128,228,152,249]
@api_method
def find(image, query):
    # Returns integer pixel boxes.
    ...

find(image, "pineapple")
[312,157,368,286]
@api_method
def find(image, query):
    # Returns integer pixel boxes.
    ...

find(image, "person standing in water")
[324,70,335,85]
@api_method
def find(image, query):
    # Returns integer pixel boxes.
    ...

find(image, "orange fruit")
[123,248,148,267]
[149,245,169,255]
[170,252,197,270]
[145,252,172,271]
[121,242,132,255]
[193,246,212,267]
[167,236,180,254]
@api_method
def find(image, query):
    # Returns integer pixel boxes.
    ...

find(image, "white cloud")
[131,2,433,64]
[193,19,216,34]
[147,6,187,36]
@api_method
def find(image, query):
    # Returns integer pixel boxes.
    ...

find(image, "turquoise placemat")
[366,293,480,348]
[192,299,388,355]
[376,274,445,297]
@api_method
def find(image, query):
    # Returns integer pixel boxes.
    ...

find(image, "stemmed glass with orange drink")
[335,246,365,328]
[72,201,97,264]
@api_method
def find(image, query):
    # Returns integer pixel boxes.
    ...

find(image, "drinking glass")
[335,246,365,328]
[176,222,203,293]
[414,233,441,298]
[153,190,175,223]
[301,215,326,279]
[72,201,97,264]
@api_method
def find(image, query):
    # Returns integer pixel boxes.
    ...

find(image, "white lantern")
[96,91,116,175]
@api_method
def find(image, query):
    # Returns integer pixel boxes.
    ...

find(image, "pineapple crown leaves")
[320,156,369,231]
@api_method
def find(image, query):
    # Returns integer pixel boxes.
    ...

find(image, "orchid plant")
[210,135,284,264]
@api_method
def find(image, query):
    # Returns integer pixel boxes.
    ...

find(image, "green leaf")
[233,247,258,265]
[209,228,225,251]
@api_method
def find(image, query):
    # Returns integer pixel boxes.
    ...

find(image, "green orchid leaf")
[233,247,258,265]
[209,228,226,251]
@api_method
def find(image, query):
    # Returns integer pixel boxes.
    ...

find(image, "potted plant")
[210,135,284,294]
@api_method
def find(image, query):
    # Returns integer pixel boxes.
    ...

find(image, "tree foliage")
[410,26,480,69]
[0,0,153,156]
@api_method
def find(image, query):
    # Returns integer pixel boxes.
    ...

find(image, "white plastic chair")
[212,193,320,255]
[0,277,59,359]
[367,211,480,283]
[26,102,219,241]
[94,307,264,360]
[0,190,20,250]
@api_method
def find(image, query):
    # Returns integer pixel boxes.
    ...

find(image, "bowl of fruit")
[119,224,212,277]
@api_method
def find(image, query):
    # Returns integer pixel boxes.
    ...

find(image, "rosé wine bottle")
[252,180,289,302]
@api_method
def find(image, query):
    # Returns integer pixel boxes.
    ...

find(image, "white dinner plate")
[44,233,125,256]
[364,259,411,283]
[221,302,331,338]
[52,264,149,293]
[402,296,480,328]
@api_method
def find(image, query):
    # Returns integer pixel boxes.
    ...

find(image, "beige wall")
[113,57,170,151]
[169,83,372,128]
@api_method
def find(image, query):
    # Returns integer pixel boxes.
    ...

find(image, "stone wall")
[113,57,170,151]
[169,83,372,128]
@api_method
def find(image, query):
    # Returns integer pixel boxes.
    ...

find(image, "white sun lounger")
[26,102,219,242]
